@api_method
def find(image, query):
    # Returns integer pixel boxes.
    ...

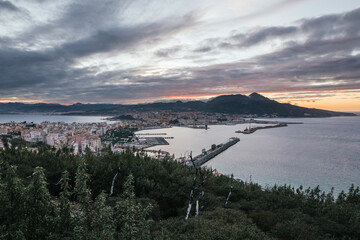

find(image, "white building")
[0,127,8,135]
[0,139,4,149]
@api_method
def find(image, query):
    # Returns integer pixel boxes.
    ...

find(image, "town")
[0,111,259,153]
[0,121,115,153]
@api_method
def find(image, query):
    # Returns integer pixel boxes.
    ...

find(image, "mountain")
[202,93,355,117]
[0,93,356,117]
[249,92,270,101]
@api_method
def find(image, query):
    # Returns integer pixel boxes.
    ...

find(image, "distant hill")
[0,93,356,117]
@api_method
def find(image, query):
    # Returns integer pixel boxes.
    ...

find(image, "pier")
[236,123,287,134]
[136,133,167,136]
[190,137,240,166]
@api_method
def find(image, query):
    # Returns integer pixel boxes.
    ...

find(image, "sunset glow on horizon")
[1,91,359,112]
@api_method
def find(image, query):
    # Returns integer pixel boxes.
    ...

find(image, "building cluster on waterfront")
[0,110,258,153]
[0,121,122,153]
[113,111,257,128]
[0,119,172,154]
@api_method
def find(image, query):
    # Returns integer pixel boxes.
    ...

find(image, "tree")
[58,170,73,237]
[0,166,26,239]
[24,167,57,239]
[73,161,92,231]
[115,174,152,240]
[89,192,115,240]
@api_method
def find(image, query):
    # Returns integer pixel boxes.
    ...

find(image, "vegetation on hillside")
[101,127,137,144]
[0,142,359,239]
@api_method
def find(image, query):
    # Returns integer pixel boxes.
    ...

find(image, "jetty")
[189,137,240,166]
[236,123,287,134]
[186,124,209,130]
[136,133,167,136]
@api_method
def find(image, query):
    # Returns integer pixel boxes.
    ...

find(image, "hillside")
[1,144,359,239]
[0,93,356,117]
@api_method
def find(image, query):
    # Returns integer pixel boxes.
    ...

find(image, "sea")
[1,114,359,195]
[0,114,113,124]
[138,116,360,196]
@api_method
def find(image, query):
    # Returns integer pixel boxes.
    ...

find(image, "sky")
[1,0,360,111]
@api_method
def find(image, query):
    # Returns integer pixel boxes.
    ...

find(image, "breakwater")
[190,137,240,166]
[136,133,167,135]
[236,123,287,134]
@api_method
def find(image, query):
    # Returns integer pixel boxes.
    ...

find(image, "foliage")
[0,146,360,239]
[101,127,137,143]
[169,119,179,125]
[115,174,152,240]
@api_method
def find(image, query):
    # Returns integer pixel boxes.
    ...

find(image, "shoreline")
[136,118,360,196]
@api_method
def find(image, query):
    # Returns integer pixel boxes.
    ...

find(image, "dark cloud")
[191,26,298,52]
[233,26,297,47]
[16,0,134,48]
[193,46,212,53]
[0,46,80,90]
[0,0,20,12]
[299,8,360,39]
[1,3,360,103]
[59,14,196,58]
[0,9,198,101]
[155,46,182,57]
[137,8,360,98]
[195,7,360,51]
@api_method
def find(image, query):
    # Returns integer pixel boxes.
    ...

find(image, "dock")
[189,137,240,166]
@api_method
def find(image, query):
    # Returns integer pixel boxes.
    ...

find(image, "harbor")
[118,118,360,196]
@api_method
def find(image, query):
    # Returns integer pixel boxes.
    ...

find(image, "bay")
[2,113,359,195]
[0,114,113,123]
[140,116,360,195]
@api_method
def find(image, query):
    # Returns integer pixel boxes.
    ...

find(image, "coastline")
[139,118,360,196]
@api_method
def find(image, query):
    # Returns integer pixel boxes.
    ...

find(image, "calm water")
[140,117,360,195]
[0,114,113,123]
[1,114,359,194]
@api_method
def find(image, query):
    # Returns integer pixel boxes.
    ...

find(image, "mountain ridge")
[0,93,356,117]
